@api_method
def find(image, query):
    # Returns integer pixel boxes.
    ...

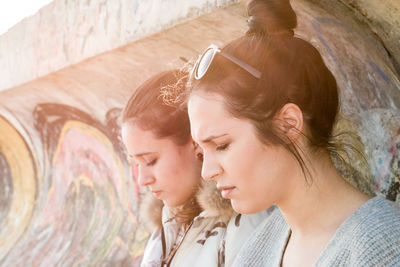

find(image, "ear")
[192,139,204,160]
[275,103,303,142]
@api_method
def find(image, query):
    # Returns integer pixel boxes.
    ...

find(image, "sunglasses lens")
[196,48,216,79]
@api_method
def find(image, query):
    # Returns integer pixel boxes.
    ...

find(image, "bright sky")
[0,0,53,35]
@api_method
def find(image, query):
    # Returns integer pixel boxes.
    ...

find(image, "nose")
[137,164,155,186]
[201,152,222,180]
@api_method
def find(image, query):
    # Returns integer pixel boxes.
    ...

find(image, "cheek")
[222,143,263,181]
[246,149,290,198]
[165,150,199,185]
[226,145,275,196]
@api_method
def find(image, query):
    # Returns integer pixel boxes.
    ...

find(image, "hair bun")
[247,0,297,37]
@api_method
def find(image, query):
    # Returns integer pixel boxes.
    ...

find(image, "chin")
[231,199,266,214]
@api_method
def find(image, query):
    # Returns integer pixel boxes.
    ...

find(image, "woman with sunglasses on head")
[121,69,266,267]
[186,0,400,266]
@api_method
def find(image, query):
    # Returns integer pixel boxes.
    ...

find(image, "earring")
[196,152,203,161]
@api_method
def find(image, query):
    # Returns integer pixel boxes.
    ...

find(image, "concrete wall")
[337,0,400,73]
[1,0,399,91]
[0,0,239,91]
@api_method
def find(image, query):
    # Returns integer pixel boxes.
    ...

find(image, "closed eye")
[216,143,229,151]
[147,158,158,166]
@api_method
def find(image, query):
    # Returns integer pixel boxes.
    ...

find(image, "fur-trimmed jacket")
[140,181,269,267]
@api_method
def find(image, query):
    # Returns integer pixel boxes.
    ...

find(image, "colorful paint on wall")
[0,115,37,261]
[374,128,400,202]
[0,104,148,266]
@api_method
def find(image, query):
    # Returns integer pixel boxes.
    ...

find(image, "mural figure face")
[188,92,297,214]
[122,122,202,207]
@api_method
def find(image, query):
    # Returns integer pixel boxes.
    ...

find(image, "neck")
[277,151,370,236]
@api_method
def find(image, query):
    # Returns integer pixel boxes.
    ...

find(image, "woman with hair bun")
[121,69,265,266]
[186,0,400,266]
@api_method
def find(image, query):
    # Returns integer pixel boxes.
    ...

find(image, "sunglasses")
[192,44,262,80]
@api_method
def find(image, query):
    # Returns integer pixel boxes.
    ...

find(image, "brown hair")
[122,70,202,226]
[188,0,339,181]
[122,70,191,145]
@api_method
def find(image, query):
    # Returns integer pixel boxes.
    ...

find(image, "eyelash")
[146,158,158,166]
[216,143,229,151]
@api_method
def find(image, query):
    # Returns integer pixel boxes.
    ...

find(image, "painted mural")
[0,115,37,263]
[0,0,399,266]
[0,104,148,266]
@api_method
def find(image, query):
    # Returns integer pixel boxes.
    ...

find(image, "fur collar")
[139,180,235,232]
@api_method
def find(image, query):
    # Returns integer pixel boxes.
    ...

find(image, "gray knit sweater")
[232,196,400,267]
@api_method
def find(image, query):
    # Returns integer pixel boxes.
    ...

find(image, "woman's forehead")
[188,94,254,142]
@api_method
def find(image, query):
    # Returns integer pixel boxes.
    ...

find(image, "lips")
[217,185,236,198]
[151,190,162,198]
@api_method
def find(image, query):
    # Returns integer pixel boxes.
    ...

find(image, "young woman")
[121,70,265,266]
[186,0,400,266]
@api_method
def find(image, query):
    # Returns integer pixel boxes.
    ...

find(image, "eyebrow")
[201,134,228,143]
